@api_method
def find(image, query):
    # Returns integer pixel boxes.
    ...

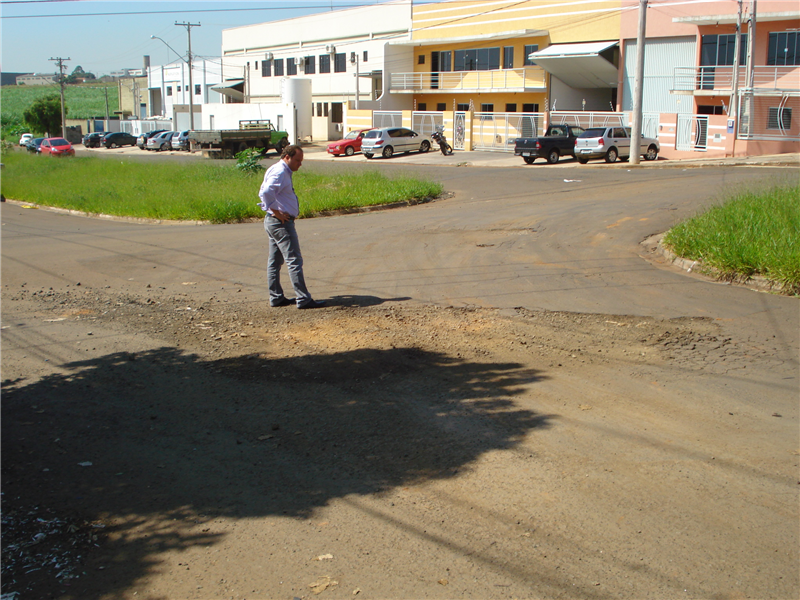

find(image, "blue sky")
[1,0,392,76]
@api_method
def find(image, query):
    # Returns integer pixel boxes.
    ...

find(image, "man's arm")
[258,168,289,222]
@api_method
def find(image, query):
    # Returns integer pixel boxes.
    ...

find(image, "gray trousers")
[265,215,312,306]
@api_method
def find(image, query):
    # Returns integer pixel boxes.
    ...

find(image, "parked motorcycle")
[430,126,453,155]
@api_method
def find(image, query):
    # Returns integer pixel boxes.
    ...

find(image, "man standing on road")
[258,145,325,309]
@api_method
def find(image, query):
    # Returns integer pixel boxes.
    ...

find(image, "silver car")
[171,130,190,151]
[146,131,176,151]
[574,126,660,163]
[361,127,431,159]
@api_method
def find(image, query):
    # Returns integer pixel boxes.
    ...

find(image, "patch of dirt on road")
[2,286,796,599]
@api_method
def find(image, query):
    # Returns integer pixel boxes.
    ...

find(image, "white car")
[361,127,431,159]
[574,126,660,163]
[19,133,34,146]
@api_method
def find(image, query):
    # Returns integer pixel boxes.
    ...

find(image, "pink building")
[620,0,799,159]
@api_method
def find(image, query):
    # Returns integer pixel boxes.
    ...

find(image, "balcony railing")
[672,65,800,94]
[391,67,547,93]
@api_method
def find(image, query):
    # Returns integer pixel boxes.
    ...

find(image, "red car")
[40,137,75,157]
[326,128,373,157]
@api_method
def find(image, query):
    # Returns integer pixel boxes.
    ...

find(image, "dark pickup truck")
[514,124,585,164]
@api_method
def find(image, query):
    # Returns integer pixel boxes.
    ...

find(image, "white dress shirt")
[258,160,299,218]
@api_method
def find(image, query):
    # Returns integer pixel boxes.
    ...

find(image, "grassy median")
[663,182,800,293]
[0,151,443,223]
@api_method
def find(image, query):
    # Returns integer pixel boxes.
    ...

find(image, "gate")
[411,111,443,138]
[472,112,545,152]
[642,113,659,140]
[373,111,402,129]
[453,112,466,149]
[676,114,708,151]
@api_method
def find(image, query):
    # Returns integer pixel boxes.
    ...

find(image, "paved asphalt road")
[3,154,797,350]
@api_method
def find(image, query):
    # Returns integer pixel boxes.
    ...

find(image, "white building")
[16,73,57,86]
[220,0,414,140]
[147,59,224,129]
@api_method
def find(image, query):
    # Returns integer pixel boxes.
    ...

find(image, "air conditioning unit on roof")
[294,57,303,66]
[264,52,273,60]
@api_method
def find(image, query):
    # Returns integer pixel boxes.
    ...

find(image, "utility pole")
[730,0,743,156]
[351,52,360,109]
[175,21,200,130]
[746,0,757,90]
[49,56,70,138]
[629,0,647,165]
[730,0,743,121]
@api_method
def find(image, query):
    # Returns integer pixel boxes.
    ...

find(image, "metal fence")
[548,111,628,129]
[119,120,173,135]
[411,111,444,138]
[738,92,800,141]
[471,113,544,152]
[372,111,402,129]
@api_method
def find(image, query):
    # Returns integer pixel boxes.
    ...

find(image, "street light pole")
[176,21,200,131]
[151,24,200,131]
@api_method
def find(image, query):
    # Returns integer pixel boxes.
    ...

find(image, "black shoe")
[297,299,326,309]
[270,297,294,307]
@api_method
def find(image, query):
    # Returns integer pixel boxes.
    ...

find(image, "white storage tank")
[281,78,312,143]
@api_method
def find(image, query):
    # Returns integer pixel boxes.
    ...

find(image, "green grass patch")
[0,151,443,224]
[663,182,800,293]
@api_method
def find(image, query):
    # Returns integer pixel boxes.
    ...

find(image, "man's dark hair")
[281,144,302,159]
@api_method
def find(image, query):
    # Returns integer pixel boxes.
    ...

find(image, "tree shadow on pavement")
[1,344,551,598]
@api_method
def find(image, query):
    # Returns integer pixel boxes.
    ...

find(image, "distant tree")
[23,95,64,136]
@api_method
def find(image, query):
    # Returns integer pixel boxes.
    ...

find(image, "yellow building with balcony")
[391,0,623,113]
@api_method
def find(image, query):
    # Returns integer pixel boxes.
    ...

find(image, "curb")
[641,232,794,295]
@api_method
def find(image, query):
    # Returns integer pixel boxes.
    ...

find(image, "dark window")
[701,34,747,66]
[503,46,514,69]
[304,56,315,74]
[177,85,181,92]
[457,103,469,111]
[324,103,328,117]
[316,102,322,116]
[274,59,284,76]
[319,54,331,73]
[418,103,427,111]
[262,60,271,77]
[254,61,259,71]
[506,103,517,112]
[522,103,539,112]
[697,105,725,115]
[524,44,539,66]
[287,59,297,76]
[363,50,368,63]
[437,103,446,111]
[768,31,799,66]
[334,53,346,73]
[481,103,494,112]
[331,102,342,123]
[767,106,792,129]
[454,47,500,71]
[195,84,200,95]
[166,86,172,96]
[418,54,425,65]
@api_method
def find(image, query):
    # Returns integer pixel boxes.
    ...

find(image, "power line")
[0,2,388,19]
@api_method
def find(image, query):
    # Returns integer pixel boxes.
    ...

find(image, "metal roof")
[529,41,619,89]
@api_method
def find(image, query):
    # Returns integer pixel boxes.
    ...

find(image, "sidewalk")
[301,142,799,169]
